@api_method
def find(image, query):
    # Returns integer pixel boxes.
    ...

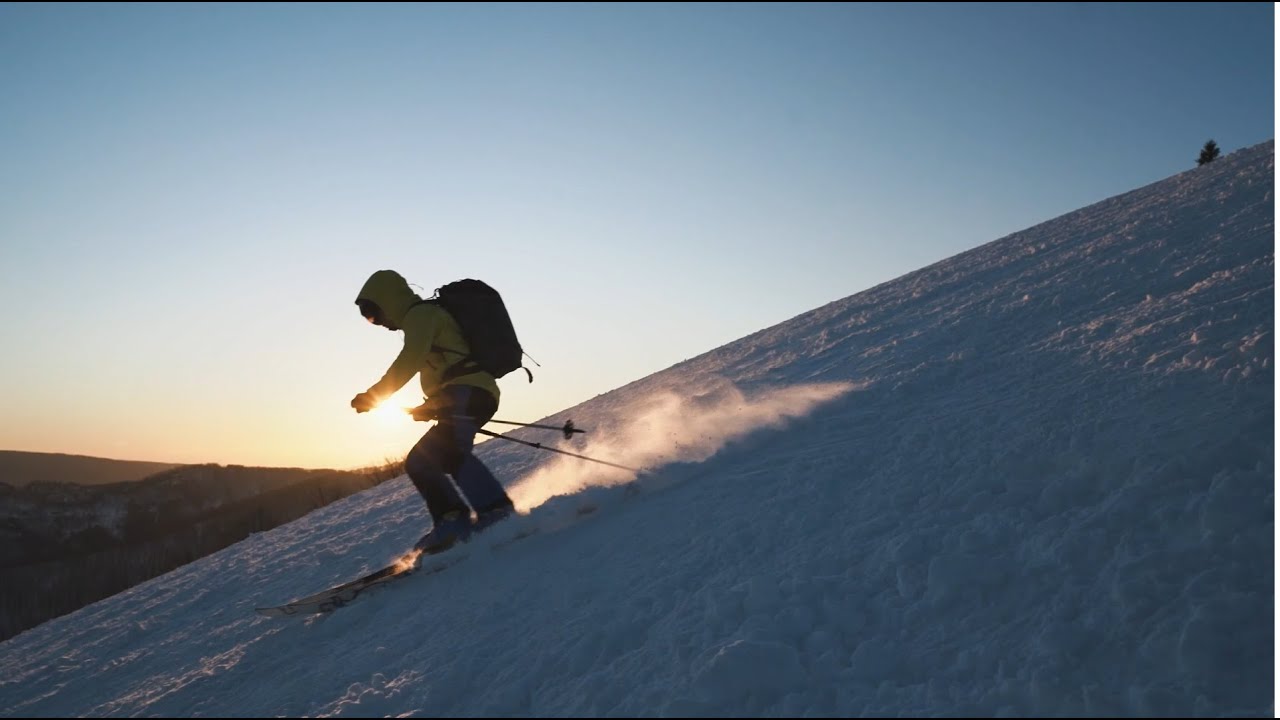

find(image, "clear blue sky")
[0,3,1273,469]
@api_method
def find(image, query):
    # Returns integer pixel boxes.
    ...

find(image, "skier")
[350,270,516,554]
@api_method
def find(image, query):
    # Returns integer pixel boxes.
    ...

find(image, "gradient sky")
[0,3,1273,470]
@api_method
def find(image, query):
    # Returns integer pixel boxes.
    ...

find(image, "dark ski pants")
[405,385,511,523]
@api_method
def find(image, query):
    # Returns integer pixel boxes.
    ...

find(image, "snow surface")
[0,142,1272,717]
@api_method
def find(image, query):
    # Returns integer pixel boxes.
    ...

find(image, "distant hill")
[0,450,183,488]
[0,459,406,642]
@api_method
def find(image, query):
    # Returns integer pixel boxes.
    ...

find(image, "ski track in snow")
[0,142,1272,717]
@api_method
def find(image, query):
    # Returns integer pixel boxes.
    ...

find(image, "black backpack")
[421,279,532,383]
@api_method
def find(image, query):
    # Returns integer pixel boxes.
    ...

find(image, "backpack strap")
[440,357,483,383]
[410,299,481,382]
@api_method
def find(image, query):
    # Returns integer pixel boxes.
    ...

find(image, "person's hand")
[408,396,445,422]
[351,392,378,413]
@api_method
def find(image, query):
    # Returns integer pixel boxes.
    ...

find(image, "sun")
[369,401,413,426]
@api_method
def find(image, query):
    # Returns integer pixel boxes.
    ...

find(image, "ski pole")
[405,407,585,441]
[475,428,639,473]
[464,417,584,440]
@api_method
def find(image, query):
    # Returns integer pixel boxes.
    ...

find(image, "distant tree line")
[0,459,404,642]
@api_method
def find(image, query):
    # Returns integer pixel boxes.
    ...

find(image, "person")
[350,269,515,554]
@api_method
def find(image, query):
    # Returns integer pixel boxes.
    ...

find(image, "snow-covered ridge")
[0,142,1271,717]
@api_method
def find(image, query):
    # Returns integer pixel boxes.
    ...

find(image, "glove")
[351,392,378,413]
[408,396,446,422]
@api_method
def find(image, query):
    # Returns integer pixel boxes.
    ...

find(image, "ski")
[254,552,461,617]
[254,523,546,617]
[255,499,607,617]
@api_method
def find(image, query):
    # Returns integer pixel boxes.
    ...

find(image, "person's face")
[357,300,393,330]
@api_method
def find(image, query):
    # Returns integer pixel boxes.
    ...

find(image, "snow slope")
[0,142,1272,717]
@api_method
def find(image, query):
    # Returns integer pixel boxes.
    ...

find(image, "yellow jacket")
[357,270,500,404]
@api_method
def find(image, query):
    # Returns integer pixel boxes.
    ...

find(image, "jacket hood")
[356,270,420,330]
